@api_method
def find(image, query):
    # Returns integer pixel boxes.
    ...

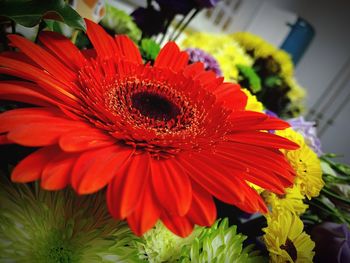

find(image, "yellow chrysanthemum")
[182,32,252,81]
[263,211,315,263]
[263,186,308,215]
[242,88,264,112]
[276,129,324,199]
[232,32,294,79]
[286,78,306,103]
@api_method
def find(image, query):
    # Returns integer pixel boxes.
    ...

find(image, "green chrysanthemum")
[180,219,266,263]
[0,177,140,263]
[100,4,141,42]
[136,222,199,262]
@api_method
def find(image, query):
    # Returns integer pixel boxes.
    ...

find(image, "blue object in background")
[280,17,315,65]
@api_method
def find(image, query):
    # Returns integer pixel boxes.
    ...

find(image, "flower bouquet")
[0,1,349,262]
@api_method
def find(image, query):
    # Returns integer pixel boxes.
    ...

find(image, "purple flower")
[311,222,350,263]
[288,116,323,156]
[194,0,221,8]
[264,109,278,118]
[155,0,221,15]
[156,0,196,15]
[185,48,222,76]
[131,7,167,37]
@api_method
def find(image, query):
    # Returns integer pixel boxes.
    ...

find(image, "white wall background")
[263,0,350,163]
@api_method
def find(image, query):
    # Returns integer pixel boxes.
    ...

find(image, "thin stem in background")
[167,12,189,41]
[158,17,173,46]
[173,9,200,42]
[11,20,16,34]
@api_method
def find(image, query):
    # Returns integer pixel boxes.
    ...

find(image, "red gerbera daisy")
[0,19,298,237]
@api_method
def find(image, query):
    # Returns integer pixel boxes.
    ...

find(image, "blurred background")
[110,0,350,163]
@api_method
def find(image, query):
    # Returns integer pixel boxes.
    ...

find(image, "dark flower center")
[280,238,297,261]
[131,91,181,121]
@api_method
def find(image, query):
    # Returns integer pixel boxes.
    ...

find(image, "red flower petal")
[150,158,192,216]
[216,142,295,187]
[0,135,11,144]
[2,111,88,147]
[176,154,243,204]
[0,81,57,107]
[107,152,150,219]
[227,131,299,150]
[232,183,268,213]
[127,181,161,236]
[7,34,76,82]
[183,62,204,77]
[85,18,116,58]
[41,152,78,190]
[71,145,134,194]
[59,128,115,152]
[39,31,86,71]
[11,146,58,182]
[186,182,216,226]
[115,35,142,64]
[0,108,86,146]
[0,56,79,104]
[214,82,247,111]
[161,212,194,238]
[154,42,188,71]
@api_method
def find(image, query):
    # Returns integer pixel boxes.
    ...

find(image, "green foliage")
[237,64,262,93]
[100,4,141,42]
[264,75,282,88]
[136,222,199,262]
[0,178,141,262]
[0,0,85,31]
[140,38,161,62]
[180,219,266,263]
[303,157,350,226]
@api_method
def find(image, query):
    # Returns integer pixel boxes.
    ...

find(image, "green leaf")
[264,75,282,87]
[43,20,63,34]
[0,0,85,31]
[237,64,262,93]
[140,38,161,61]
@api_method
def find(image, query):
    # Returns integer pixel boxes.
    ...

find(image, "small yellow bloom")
[232,32,294,79]
[242,88,264,112]
[182,32,252,81]
[277,129,324,199]
[263,185,308,215]
[263,211,315,263]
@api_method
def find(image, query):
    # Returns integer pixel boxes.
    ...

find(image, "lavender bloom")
[185,48,222,76]
[311,222,350,263]
[264,109,278,118]
[288,116,323,156]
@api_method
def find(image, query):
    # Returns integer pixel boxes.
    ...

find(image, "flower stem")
[322,187,350,205]
[11,20,16,34]
[158,17,173,46]
[168,12,189,41]
[173,9,200,42]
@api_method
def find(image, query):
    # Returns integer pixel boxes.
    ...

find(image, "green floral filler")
[180,219,266,263]
[137,219,265,263]
[100,4,141,42]
[0,177,140,263]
